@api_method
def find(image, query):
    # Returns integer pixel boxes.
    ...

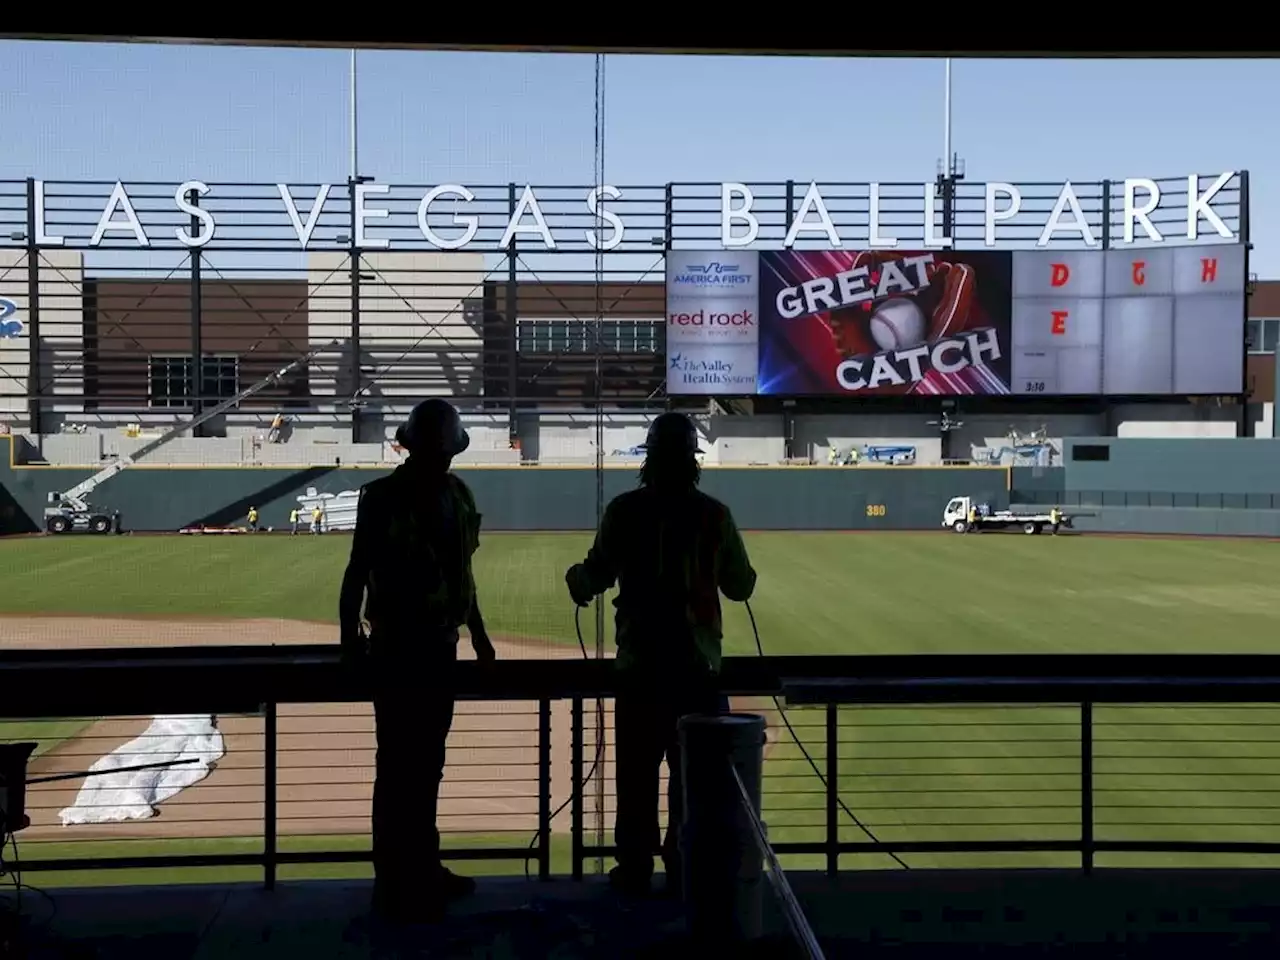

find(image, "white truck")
[942,496,1074,536]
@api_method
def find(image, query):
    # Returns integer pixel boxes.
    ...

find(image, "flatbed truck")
[942,495,1075,536]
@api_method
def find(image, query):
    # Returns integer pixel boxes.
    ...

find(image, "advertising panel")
[756,250,1013,396]
[665,251,760,395]
[664,242,1246,399]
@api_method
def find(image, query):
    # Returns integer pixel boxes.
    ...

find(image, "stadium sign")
[27,173,1239,252]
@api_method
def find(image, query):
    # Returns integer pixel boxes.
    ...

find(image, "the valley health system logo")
[668,351,756,392]
[665,251,761,394]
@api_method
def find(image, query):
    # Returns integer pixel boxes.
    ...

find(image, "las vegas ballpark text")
[22,173,1237,250]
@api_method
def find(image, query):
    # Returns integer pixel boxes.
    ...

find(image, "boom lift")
[43,341,339,534]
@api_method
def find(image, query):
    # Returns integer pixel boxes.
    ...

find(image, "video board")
[664,245,1246,397]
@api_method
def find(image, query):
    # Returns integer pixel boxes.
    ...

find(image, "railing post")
[264,701,277,890]
[1081,700,1094,874]
[825,703,838,877]
[538,697,552,881]
[571,696,584,881]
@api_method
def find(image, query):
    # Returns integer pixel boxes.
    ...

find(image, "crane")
[43,340,341,534]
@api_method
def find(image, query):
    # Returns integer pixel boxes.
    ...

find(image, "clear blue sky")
[1,42,1276,273]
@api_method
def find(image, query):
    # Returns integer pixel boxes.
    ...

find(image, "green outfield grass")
[3,531,1280,880]
[2,531,1279,654]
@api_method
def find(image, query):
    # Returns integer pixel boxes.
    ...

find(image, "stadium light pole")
[943,57,952,176]
[349,48,359,180]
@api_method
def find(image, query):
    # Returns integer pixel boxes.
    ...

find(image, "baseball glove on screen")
[824,251,977,358]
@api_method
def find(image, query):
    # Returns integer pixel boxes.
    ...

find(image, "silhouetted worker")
[565,412,757,897]
[339,398,495,922]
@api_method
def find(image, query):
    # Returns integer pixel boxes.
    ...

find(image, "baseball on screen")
[757,250,1014,396]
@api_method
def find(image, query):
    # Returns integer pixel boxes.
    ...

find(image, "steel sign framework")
[0,173,1248,437]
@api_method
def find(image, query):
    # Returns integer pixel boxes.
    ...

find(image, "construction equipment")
[43,341,340,534]
[942,495,1077,536]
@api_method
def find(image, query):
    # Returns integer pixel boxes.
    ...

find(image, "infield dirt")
[6,616,772,848]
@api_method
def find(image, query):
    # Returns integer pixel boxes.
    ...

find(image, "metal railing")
[4,650,1280,883]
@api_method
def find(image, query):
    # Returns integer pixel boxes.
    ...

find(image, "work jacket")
[571,486,757,679]
[344,462,482,640]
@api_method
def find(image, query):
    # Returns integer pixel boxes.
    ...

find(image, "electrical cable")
[744,599,911,871]
[526,596,909,878]
[523,605,604,880]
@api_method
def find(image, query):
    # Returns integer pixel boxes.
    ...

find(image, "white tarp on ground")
[58,715,225,825]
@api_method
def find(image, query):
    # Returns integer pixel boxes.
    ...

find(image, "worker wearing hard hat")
[564,411,757,898]
[339,398,495,923]
[247,506,259,533]
[311,505,323,535]
[289,507,300,535]
[1050,506,1062,533]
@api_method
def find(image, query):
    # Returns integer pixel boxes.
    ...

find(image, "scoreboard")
[665,244,1246,398]
[1009,245,1246,396]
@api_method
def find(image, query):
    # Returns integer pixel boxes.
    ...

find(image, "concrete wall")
[0,250,85,430]
[1062,437,1280,495]
[306,251,486,411]
[1111,402,1241,439]
[0,436,1004,534]
[6,430,1280,537]
[20,404,1270,468]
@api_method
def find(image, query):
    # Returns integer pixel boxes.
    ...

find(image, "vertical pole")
[940,174,955,242]
[348,179,362,443]
[1080,701,1094,874]
[825,703,839,877]
[264,701,278,890]
[1239,170,1252,436]
[24,179,42,437]
[782,180,797,458]
[1100,179,1112,251]
[538,698,553,881]
[663,182,674,412]
[571,697,584,881]
[1100,179,1112,433]
[349,49,359,182]
[506,183,519,421]
[189,189,204,436]
[943,58,952,178]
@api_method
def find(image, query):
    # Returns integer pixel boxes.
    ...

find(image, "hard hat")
[396,398,471,457]
[641,412,701,457]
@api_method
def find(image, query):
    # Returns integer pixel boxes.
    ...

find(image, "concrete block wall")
[0,249,85,428]
[14,409,1271,470]
[305,251,486,403]
[1111,402,1241,439]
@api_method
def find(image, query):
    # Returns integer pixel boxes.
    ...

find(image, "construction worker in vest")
[827,446,838,466]
[289,507,300,535]
[311,505,323,535]
[967,503,978,532]
[339,398,494,923]
[1050,506,1062,533]
[565,411,757,898]
[247,506,259,532]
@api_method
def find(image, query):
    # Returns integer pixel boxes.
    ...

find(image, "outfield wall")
[0,440,1007,534]
[4,436,1279,537]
